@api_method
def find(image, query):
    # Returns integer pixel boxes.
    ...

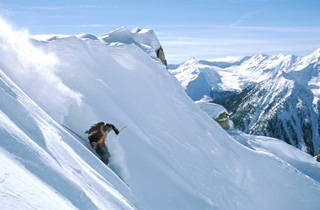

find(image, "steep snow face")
[0,70,136,210]
[170,51,320,155]
[1,18,320,210]
[228,129,320,183]
[0,19,137,210]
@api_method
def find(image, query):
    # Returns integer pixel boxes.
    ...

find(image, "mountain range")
[169,50,320,155]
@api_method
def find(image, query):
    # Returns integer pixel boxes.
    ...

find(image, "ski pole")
[119,125,127,133]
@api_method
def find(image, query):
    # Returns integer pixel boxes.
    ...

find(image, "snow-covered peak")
[310,48,320,58]
[251,53,268,60]
[170,58,199,74]
[185,57,198,64]
[207,55,244,63]
[169,50,318,99]
[97,26,166,65]
[99,26,162,52]
[297,48,320,68]
[76,33,99,40]
[99,27,134,44]
[131,28,161,50]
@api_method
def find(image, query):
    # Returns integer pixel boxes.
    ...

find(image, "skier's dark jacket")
[86,122,119,147]
[88,131,104,147]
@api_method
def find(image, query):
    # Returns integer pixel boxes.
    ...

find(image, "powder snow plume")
[0,18,82,122]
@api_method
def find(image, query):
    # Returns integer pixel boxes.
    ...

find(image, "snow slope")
[1,18,320,210]
[196,101,320,186]
[229,129,320,183]
[0,69,136,210]
[170,52,320,155]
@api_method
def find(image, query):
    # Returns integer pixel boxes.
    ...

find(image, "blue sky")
[1,0,320,63]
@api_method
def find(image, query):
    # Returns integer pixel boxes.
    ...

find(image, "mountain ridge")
[169,49,320,155]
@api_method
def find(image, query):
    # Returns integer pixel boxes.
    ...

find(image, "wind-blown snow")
[0,19,82,122]
[1,18,320,210]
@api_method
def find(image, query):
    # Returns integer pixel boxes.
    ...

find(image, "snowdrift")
[1,18,320,210]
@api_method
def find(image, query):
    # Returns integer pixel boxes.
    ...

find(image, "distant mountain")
[169,49,320,155]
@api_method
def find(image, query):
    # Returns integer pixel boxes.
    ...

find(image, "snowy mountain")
[169,51,320,155]
[1,18,320,210]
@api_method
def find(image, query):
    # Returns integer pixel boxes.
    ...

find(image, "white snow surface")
[1,18,320,210]
[196,101,227,119]
[228,129,320,184]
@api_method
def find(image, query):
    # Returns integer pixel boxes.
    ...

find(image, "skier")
[85,122,119,165]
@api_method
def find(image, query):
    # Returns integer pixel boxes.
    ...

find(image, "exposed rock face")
[215,112,230,130]
[156,46,168,67]
[196,101,231,130]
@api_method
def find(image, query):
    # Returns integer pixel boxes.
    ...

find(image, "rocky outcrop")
[196,101,231,130]
[156,46,168,67]
[215,112,231,130]
[316,151,320,162]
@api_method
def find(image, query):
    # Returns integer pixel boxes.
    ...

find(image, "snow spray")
[108,134,129,180]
